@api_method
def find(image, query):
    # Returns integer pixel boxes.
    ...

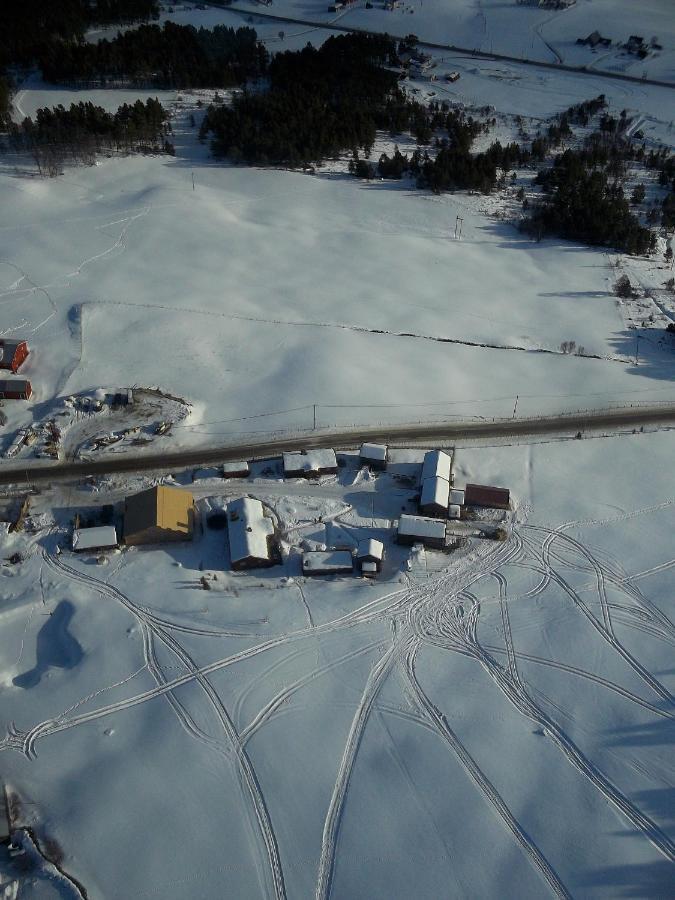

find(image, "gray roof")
[450,488,465,505]
[227,497,274,564]
[398,515,447,540]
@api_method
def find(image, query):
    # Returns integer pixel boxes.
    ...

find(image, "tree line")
[7,97,171,175]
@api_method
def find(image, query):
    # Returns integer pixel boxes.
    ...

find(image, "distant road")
[2,404,675,486]
[204,2,675,90]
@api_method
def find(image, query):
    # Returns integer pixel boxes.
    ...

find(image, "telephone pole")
[454,216,463,240]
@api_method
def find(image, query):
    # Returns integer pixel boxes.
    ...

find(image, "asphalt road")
[2,405,674,487]
[207,2,675,90]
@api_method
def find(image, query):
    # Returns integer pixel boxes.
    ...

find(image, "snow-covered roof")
[421,449,452,483]
[356,538,384,561]
[72,525,118,551]
[361,561,378,575]
[283,448,337,474]
[227,497,274,564]
[223,460,249,475]
[450,488,465,505]
[449,504,461,520]
[420,476,450,509]
[398,515,446,540]
[302,550,353,574]
[360,442,387,462]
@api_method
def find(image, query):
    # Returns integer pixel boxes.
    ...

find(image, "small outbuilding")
[72,525,118,553]
[396,515,447,549]
[227,497,277,570]
[419,476,450,518]
[448,504,461,520]
[464,483,510,510]
[450,488,465,506]
[222,460,250,479]
[0,340,29,374]
[283,449,338,478]
[360,442,388,470]
[0,379,32,400]
[124,485,194,545]
[302,550,354,576]
[356,538,385,577]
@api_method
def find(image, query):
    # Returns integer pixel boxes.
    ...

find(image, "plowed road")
[1,405,674,486]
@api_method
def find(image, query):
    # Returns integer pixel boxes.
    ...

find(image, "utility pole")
[454,216,463,240]
[192,171,195,191]
[313,404,317,430]
[635,335,639,366]
[512,395,519,419]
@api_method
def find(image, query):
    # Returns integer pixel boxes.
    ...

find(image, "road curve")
[1,404,674,486]
[206,2,675,91]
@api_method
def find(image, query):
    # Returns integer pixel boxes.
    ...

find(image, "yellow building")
[124,485,195,545]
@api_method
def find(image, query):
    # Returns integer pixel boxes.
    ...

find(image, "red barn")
[464,483,510,510]
[0,379,32,400]
[0,340,29,373]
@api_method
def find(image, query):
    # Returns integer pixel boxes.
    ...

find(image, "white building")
[421,449,452,483]
[419,476,450,518]
[450,488,465,506]
[396,515,447,548]
[227,497,276,570]
[222,460,249,478]
[283,448,338,478]
[360,442,388,470]
[356,538,385,576]
[302,550,354,576]
[72,525,118,553]
[449,504,461,520]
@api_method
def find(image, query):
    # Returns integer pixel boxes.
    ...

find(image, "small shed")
[222,460,249,479]
[302,550,354,576]
[356,538,385,577]
[448,504,461,520]
[360,442,388,470]
[227,497,276,570]
[419,476,450,518]
[0,340,29,374]
[450,488,465,506]
[421,449,452,483]
[0,379,32,400]
[396,515,447,549]
[464,483,510,510]
[283,449,338,478]
[72,525,118,552]
[445,71,461,82]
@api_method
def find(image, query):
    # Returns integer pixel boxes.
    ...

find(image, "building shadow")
[12,600,83,689]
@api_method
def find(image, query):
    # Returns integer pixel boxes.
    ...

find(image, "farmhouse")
[302,550,354,576]
[124,485,194,545]
[72,525,118,553]
[222,460,249,479]
[0,340,29,374]
[360,442,388,470]
[283,448,338,478]
[356,538,385,577]
[0,380,32,400]
[464,483,510,510]
[227,497,276,570]
[421,449,452,483]
[420,476,450,518]
[396,515,447,549]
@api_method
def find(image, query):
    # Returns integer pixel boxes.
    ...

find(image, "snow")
[302,549,354,574]
[420,474,449,509]
[227,496,274,564]
[71,525,118,551]
[397,513,447,541]
[421,448,452,482]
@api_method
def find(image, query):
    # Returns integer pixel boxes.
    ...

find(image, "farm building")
[0,340,29,374]
[356,539,384,577]
[302,550,354,576]
[124,485,194,545]
[448,504,461,520]
[577,30,611,48]
[421,449,452,483]
[360,442,388,470]
[283,449,338,478]
[72,525,118,553]
[420,476,450,518]
[450,488,465,506]
[396,515,447,549]
[464,483,510,510]
[0,380,32,400]
[445,71,461,82]
[227,497,277,570]
[222,460,249,479]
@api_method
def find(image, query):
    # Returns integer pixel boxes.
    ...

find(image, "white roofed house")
[356,538,385,577]
[396,515,447,549]
[283,449,338,479]
[226,497,278,570]
[72,525,118,553]
[302,550,354,576]
[359,442,388,471]
[222,460,249,479]
[421,449,452,484]
[419,476,450,518]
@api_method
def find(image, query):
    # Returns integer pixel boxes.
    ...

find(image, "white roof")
[283,448,337,474]
[356,538,384,561]
[360,442,387,461]
[450,488,465,505]
[421,449,452,483]
[72,525,118,551]
[227,497,274,564]
[223,460,249,474]
[361,561,378,574]
[420,476,450,509]
[398,515,446,540]
[302,550,353,573]
[449,504,461,519]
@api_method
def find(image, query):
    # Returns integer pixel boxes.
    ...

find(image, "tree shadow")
[13,600,83,689]
[608,327,675,382]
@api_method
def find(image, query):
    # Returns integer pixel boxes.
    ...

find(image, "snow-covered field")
[1,2,675,896]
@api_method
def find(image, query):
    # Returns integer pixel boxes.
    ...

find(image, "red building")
[0,379,32,400]
[465,483,510,510]
[0,340,29,373]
